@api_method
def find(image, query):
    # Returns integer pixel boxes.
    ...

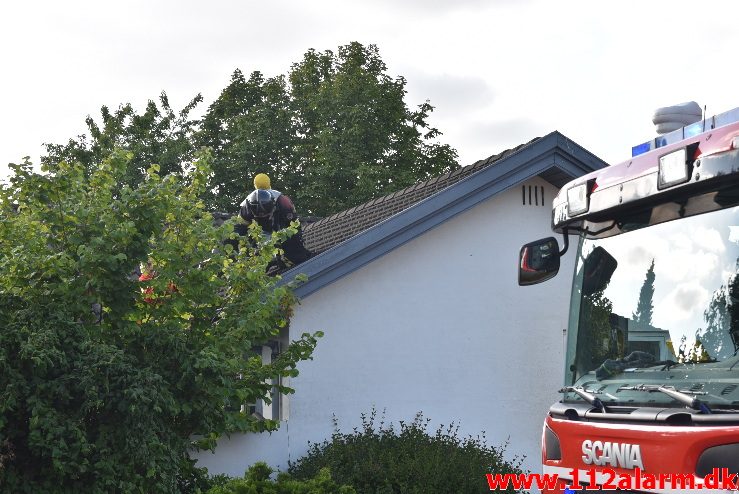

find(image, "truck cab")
[521,107,739,492]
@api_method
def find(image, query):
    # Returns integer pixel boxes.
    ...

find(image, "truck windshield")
[566,205,739,409]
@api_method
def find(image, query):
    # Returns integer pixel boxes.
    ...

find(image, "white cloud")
[624,245,654,268]
[692,227,726,253]
[729,226,739,244]
[611,226,722,286]
[448,118,548,165]
[404,72,495,113]
[653,282,710,327]
[359,0,531,15]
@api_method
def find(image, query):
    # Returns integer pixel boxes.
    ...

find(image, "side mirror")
[581,246,618,296]
[519,237,560,286]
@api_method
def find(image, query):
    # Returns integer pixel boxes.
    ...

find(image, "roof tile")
[301,137,542,255]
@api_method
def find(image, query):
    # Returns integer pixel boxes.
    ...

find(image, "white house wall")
[196,176,576,476]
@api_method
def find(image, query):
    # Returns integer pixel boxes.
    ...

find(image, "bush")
[175,460,231,494]
[288,410,524,494]
[206,462,355,494]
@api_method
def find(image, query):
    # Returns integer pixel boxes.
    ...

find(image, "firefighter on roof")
[239,173,312,270]
[240,173,296,231]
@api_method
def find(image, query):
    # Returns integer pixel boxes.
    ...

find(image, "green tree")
[728,273,739,351]
[582,290,618,367]
[285,42,458,216]
[0,150,319,493]
[195,70,299,212]
[700,267,739,359]
[43,92,202,188]
[197,42,459,216]
[44,42,459,218]
[632,259,655,325]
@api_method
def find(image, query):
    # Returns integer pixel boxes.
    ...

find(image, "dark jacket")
[239,190,296,233]
[238,189,311,266]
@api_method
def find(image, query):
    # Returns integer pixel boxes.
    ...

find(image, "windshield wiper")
[559,386,607,413]
[661,359,718,371]
[618,384,712,414]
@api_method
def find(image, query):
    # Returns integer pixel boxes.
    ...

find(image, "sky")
[2,0,739,181]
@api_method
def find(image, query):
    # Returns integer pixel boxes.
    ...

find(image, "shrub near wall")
[206,462,355,494]
[288,411,524,494]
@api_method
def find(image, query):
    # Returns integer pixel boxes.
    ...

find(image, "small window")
[243,342,284,421]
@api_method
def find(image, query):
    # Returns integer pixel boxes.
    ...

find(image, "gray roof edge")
[550,131,609,171]
[281,133,605,298]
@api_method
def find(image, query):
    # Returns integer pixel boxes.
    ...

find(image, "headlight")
[658,148,690,189]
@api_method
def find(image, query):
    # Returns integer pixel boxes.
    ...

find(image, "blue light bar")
[631,142,651,157]
[683,121,705,138]
[630,107,739,158]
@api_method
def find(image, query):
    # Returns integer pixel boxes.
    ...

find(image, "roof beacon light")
[658,148,689,189]
[632,107,739,157]
[567,182,590,215]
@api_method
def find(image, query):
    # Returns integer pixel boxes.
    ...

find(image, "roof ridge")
[304,138,541,234]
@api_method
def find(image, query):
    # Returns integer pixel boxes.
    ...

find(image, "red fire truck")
[520,106,739,493]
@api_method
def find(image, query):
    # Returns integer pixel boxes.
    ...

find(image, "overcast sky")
[2,0,738,182]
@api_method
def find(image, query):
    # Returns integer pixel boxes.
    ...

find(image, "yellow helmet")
[253,173,271,190]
